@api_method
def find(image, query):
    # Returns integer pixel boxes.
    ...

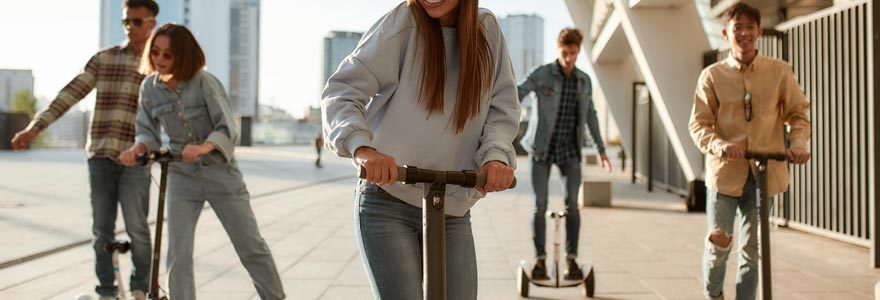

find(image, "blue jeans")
[530,157,581,258]
[702,172,760,300]
[88,158,152,296]
[165,160,285,300]
[355,181,477,300]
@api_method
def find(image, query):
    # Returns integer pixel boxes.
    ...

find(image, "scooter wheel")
[73,294,94,300]
[517,266,529,298]
[583,266,595,298]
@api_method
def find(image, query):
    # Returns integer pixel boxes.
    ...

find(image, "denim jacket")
[135,70,238,163]
[517,61,605,158]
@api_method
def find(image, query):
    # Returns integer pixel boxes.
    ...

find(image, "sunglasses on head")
[121,16,154,27]
[150,49,173,61]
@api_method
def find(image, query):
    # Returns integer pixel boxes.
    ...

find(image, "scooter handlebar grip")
[476,174,517,189]
[357,166,408,182]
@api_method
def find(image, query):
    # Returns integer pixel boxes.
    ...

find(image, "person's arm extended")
[12,54,99,149]
[31,54,100,132]
[689,69,731,157]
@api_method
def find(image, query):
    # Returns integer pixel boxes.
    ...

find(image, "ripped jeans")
[702,172,760,300]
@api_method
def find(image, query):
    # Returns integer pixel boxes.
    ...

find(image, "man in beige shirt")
[688,3,811,299]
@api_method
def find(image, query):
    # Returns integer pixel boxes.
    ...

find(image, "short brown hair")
[140,23,206,82]
[722,2,761,26]
[557,28,583,47]
[123,0,159,17]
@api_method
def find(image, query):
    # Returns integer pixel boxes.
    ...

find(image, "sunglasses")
[150,49,173,61]
[744,90,752,122]
[121,16,154,27]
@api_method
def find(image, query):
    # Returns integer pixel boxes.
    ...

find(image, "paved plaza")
[0,147,877,299]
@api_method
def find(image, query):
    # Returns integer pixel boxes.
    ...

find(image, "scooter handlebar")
[358,165,516,189]
[744,151,787,162]
[135,149,181,165]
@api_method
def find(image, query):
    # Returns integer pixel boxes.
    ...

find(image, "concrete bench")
[579,179,612,207]
[584,153,599,165]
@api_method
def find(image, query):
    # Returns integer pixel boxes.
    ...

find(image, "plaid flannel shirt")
[28,42,144,159]
[545,68,581,164]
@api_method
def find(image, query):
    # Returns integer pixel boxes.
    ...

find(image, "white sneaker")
[132,290,147,300]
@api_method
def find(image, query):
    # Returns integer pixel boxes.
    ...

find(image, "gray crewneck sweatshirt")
[321,3,521,216]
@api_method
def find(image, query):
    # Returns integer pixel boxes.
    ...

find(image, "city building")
[323,31,363,86]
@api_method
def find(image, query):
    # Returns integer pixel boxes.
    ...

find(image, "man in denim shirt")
[517,28,611,280]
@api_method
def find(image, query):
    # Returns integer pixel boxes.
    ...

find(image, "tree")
[10,89,38,117]
[9,89,48,147]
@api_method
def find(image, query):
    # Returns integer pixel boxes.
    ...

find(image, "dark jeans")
[88,158,152,296]
[530,157,581,258]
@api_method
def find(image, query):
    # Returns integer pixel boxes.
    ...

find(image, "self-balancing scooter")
[358,165,516,300]
[516,210,595,298]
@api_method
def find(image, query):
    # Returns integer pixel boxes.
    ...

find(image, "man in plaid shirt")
[517,28,611,281]
[10,1,159,299]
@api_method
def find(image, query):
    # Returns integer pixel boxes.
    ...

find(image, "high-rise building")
[499,14,544,82]
[0,69,34,112]
[323,31,363,85]
[99,0,260,145]
[499,14,543,122]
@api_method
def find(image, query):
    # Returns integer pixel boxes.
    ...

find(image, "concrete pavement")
[0,146,877,299]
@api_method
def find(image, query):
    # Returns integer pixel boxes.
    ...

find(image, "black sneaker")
[564,257,584,280]
[531,258,549,280]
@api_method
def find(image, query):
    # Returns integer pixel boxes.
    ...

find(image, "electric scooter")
[357,165,516,300]
[745,151,787,300]
[517,210,595,298]
[137,149,178,300]
[75,240,132,300]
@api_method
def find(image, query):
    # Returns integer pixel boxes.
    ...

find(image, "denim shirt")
[135,70,238,163]
[517,61,605,159]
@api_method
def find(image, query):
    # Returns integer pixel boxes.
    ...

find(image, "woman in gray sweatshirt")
[322,0,520,298]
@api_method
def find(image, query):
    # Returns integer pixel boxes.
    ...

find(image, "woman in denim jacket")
[120,24,284,300]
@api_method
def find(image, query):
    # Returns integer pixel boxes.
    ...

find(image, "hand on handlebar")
[119,144,147,166]
[786,147,811,165]
[182,142,215,162]
[721,144,745,160]
[355,146,398,186]
[477,160,514,195]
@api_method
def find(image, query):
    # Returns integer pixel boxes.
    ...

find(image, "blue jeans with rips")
[702,172,760,300]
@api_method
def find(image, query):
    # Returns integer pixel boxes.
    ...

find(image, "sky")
[0,0,585,118]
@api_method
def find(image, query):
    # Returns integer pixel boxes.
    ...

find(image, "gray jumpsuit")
[135,70,284,300]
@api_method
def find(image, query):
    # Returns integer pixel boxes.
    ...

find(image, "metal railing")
[631,83,688,196]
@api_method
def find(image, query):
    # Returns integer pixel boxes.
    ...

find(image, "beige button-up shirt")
[689,53,810,197]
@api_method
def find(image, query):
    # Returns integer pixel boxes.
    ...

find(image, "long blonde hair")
[407,0,493,133]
